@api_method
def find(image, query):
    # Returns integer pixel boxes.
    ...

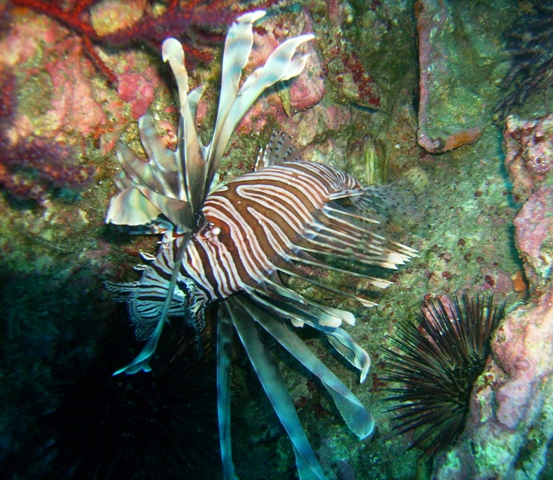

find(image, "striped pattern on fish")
[121,153,416,343]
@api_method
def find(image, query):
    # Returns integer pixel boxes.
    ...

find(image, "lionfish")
[105,11,419,480]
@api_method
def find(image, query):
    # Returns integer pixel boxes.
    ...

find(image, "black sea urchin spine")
[382,294,505,460]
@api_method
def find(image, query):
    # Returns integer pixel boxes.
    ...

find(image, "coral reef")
[415,0,510,153]
[321,0,381,109]
[0,69,17,120]
[0,71,94,204]
[432,114,553,479]
[325,34,381,109]
[435,291,553,479]
[235,8,325,137]
[1,0,545,478]
[503,114,553,202]
[0,136,94,204]
[504,114,553,288]
[514,186,553,290]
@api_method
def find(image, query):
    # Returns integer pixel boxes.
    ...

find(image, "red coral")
[340,48,381,108]
[11,0,278,83]
[0,71,94,204]
[325,36,381,109]
[42,36,108,136]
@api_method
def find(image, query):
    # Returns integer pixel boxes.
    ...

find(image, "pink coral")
[289,51,325,111]
[117,73,155,120]
[238,97,285,135]
[493,290,553,431]
[233,11,325,133]
[0,10,43,67]
[287,11,324,111]
[513,186,553,286]
[250,10,324,114]
[249,30,280,70]
[323,106,351,131]
[504,114,553,201]
[43,37,107,137]
[0,67,95,204]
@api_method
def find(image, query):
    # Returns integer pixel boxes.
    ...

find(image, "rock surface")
[434,116,553,479]
[504,114,553,202]
[416,0,507,153]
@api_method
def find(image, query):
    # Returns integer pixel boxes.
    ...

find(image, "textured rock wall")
[435,116,553,479]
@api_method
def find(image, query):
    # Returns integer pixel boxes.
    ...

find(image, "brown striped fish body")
[179,160,359,299]
[125,149,417,342]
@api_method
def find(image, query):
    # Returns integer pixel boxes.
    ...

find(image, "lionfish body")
[130,155,414,341]
[105,11,420,480]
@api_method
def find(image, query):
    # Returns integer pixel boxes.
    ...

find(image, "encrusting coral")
[0,71,94,204]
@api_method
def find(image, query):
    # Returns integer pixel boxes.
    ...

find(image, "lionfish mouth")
[104,10,422,480]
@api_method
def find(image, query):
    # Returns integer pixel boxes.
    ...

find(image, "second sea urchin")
[382,294,505,460]
[494,0,553,118]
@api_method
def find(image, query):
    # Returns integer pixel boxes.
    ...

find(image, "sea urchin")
[382,294,505,460]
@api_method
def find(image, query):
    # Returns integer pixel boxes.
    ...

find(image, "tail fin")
[352,167,430,229]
